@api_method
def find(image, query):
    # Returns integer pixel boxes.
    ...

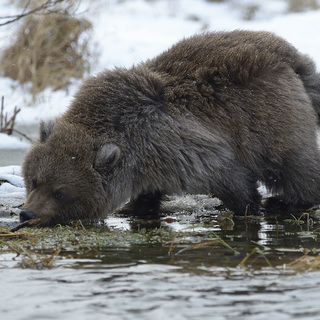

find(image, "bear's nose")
[20,210,37,222]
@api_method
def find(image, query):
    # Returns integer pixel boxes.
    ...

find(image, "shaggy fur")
[21,30,320,225]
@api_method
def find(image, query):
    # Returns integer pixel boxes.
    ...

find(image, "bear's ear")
[94,144,121,172]
[39,120,56,143]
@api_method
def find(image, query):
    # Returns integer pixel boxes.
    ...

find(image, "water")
[0,124,38,166]
[0,149,26,166]
[2,210,320,320]
[2,261,320,320]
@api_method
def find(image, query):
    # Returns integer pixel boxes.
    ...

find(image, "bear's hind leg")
[205,146,262,215]
[214,170,262,216]
[264,151,320,213]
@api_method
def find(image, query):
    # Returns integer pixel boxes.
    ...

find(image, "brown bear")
[20,30,320,226]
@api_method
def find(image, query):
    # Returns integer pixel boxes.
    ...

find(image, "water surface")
[1,208,320,320]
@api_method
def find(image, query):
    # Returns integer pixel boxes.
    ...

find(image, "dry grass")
[288,0,320,12]
[208,0,320,20]
[0,12,92,99]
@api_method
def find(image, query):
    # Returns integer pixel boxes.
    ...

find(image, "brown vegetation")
[0,13,92,98]
[288,0,320,12]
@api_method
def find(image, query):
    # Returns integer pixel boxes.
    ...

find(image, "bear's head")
[20,120,131,226]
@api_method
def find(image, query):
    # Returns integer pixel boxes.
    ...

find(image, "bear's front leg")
[118,191,162,217]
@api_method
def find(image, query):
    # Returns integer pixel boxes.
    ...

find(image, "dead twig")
[0,96,33,142]
[10,219,41,232]
[0,0,72,27]
[1,95,20,135]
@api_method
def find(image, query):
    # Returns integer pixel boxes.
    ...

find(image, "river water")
[2,258,320,320]
[1,209,320,320]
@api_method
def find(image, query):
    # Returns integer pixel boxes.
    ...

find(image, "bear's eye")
[54,190,68,202]
[31,178,37,189]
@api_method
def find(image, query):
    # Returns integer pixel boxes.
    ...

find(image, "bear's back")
[146,31,307,83]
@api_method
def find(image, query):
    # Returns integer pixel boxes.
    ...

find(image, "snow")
[0,166,25,213]
[0,165,24,187]
[0,0,320,209]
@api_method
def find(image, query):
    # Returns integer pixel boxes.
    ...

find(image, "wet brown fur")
[21,30,320,225]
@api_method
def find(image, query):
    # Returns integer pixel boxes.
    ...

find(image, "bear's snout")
[20,209,37,222]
